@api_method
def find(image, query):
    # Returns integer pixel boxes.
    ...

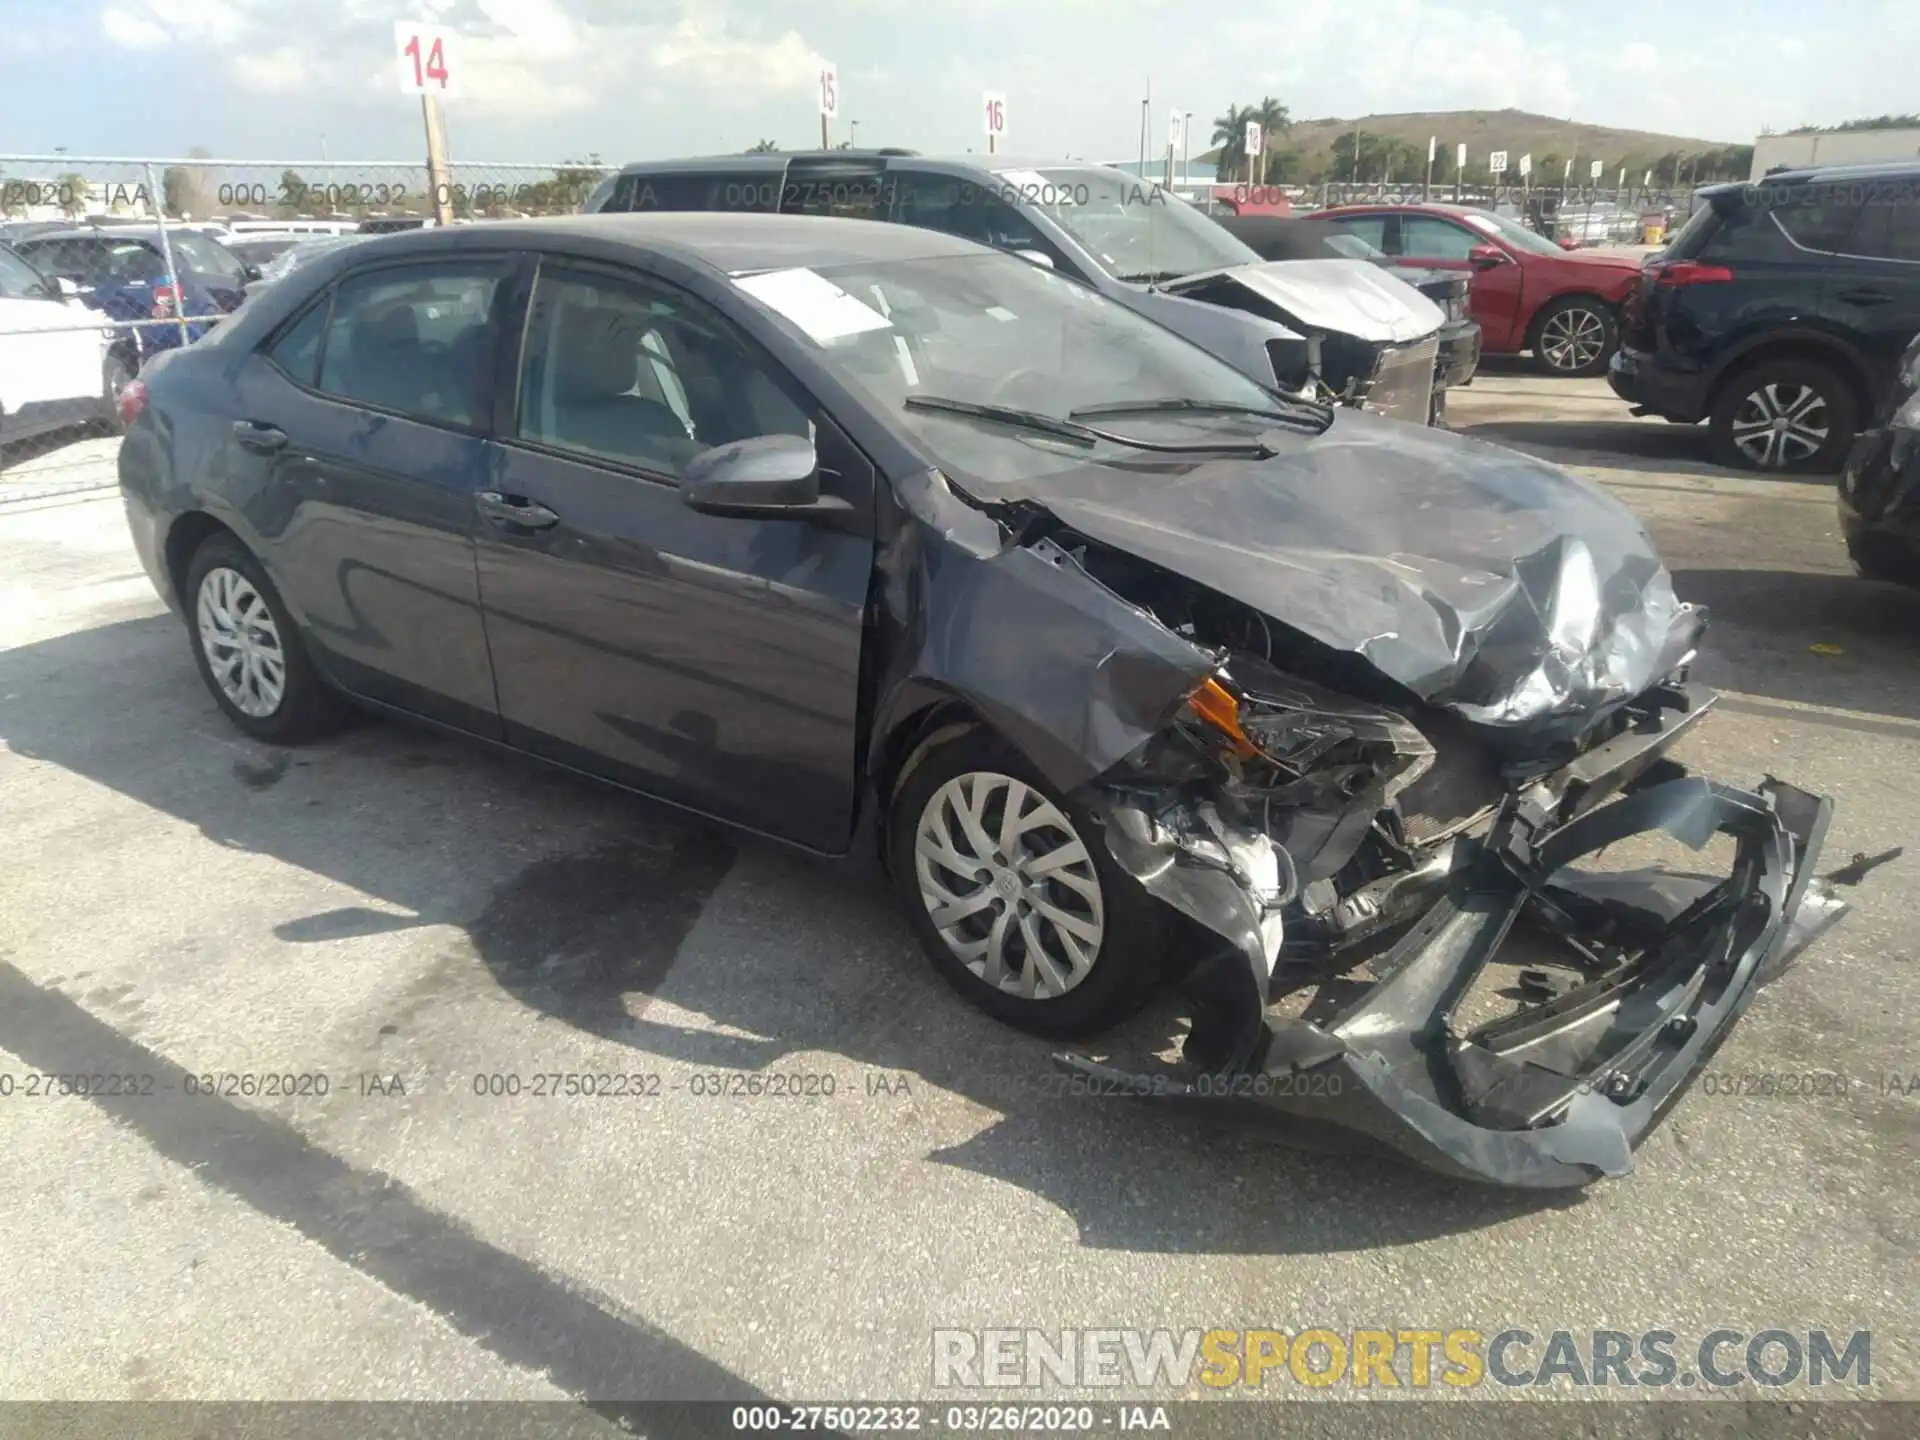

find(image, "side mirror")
[1468,244,1507,271]
[680,434,848,518]
[1011,248,1055,270]
[53,276,83,298]
[242,264,263,282]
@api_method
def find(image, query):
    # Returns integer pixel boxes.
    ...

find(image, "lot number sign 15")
[395,21,458,95]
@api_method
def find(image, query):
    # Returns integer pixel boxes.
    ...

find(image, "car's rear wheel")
[1530,295,1617,377]
[184,533,345,743]
[96,352,135,435]
[888,727,1166,1037]
[1708,358,1857,473]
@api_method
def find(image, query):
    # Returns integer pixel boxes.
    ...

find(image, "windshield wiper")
[902,395,1286,457]
[1069,396,1333,432]
[1113,269,1187,284]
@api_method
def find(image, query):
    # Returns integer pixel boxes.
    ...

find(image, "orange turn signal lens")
[1187,676,1259,758]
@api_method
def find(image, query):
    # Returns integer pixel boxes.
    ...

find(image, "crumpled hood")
[1001,410,1700,732]
[1163,258,1446,344]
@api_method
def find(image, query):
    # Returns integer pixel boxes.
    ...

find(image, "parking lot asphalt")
[1,372,1916,1415]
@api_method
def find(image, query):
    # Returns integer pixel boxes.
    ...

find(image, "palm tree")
[1210,103,1259,182]
[746,138,779,153]
[1252,97,1290,182]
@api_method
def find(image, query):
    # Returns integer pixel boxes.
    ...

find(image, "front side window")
[1399,216,1480,260]
[733,251,1286,491]
[1847,197,1920,263]
[315,262,501,428]
[515,265,808,478]
[889,170,1065,264]
[168,231,246,283]
[1324,213,1388,249]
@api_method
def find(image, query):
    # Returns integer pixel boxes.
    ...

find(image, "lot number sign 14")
[395,21,458,95]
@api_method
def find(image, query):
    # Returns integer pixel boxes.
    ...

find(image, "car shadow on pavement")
[1672,567,1920,725]
[1455,418,1765,480]
[2,615,1582,1262]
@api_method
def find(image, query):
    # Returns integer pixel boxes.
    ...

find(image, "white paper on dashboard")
[733,268,893,344]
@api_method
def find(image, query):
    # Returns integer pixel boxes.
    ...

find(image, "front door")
[473,256,876,852]
[1394,213,1525,349]
[226,255,513,735]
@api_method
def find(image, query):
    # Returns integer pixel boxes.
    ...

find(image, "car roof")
[1712,158,1920,192]
[611,152,1140,181]
[12,226,177,244]
[340,211,987,274]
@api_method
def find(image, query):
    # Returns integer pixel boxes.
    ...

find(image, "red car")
[1316,202,1643,376]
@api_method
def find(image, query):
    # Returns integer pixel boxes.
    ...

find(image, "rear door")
[1824,186,1920,416]
[225,254,515,734]
[471,254,877,851]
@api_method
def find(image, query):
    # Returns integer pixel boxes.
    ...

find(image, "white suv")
[0,242,124,449]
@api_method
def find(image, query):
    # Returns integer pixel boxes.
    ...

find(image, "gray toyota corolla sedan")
[118,213,1863,1187]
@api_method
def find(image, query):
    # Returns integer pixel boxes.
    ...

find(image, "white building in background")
[1751,127,1920,178]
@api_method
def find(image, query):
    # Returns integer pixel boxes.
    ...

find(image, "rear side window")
[1770,184,1866,252]
[614,172,779,214]
[1842,194,1920,263]
[264,296,331,386]
[314,263,502,428]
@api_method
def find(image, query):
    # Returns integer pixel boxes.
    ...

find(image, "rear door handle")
[232,420,287,453]
[1836,287,1892,305]
[476,490,561,531]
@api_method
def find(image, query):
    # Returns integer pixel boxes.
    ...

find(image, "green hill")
[1201,107,1749,185]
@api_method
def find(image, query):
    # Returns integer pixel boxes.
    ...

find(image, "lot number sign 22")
[395,21,458,95]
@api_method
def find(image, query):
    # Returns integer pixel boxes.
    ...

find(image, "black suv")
[1608,161,1920,473]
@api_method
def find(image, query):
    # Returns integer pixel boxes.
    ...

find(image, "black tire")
[95,351,135,435]
[182,532,346,744]
[1708,358,1858,474]
[1529,295,1618,377]
[888,727,1167,1037]
[1846,532,1920,587]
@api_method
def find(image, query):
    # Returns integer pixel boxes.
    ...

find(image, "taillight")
[151,280,177,318]
[118,378,149,426]
[1649,261,1734,287]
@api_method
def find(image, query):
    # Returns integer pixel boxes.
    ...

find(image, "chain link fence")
[1302,180,1707,237]
[0,154,613,494]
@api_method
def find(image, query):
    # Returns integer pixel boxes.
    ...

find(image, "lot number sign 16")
[395,21,458,95]
[983,92,1007,141]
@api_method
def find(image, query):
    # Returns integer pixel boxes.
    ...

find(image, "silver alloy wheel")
[913,771,1105,1000]
[1538,306,1608,371]
[1730,381,1830,468]
[104,356,131,405]
[196,566,287,718]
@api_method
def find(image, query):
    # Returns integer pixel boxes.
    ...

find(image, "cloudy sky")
[2,0,1913,164]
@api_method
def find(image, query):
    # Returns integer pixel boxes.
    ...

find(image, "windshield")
[1457,209,1568,257]
[735,251,1298,490]
[1020,167,1260,282]
[166,230,245,282]
[263,236,362,282]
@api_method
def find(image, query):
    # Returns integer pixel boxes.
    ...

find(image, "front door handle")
[232,419,287,453]
[476,490,561,531]
[1836,287,1892,305]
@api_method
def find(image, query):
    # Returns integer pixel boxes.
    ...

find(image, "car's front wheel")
[1530,295,1618,377]
[184,533,345,744]
[888,728,1166,1037]
[1708,358,1858,473]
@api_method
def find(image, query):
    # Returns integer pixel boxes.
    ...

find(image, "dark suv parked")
[1608,162,1920,472]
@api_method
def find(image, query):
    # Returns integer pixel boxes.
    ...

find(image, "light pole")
[850,120,859,150]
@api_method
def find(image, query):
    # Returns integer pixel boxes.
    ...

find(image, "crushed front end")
[1061,667,1851,1188]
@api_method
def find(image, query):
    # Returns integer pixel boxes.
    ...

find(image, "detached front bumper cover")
[1061,729,1852,1189]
